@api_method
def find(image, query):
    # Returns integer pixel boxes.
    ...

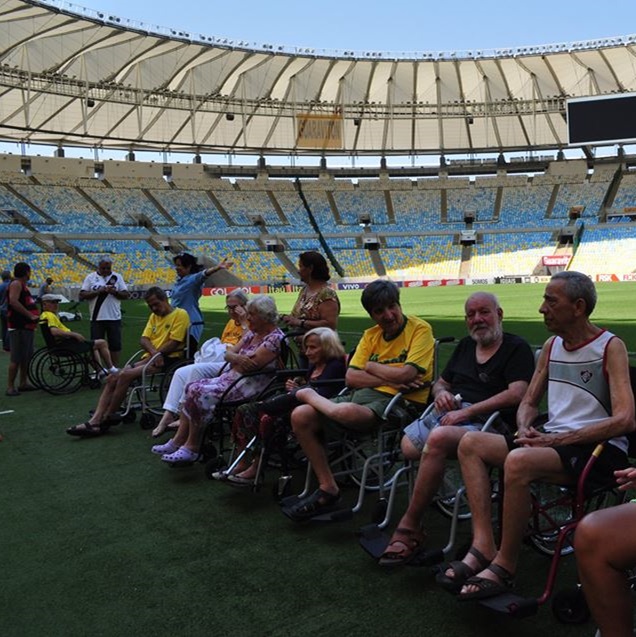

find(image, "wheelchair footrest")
[478,592,539,618]
[309,507,353,523]
[357,524,389,559]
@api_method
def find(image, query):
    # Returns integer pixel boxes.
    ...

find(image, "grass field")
[1,282,633,637]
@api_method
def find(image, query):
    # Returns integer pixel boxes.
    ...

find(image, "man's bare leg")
[460,446,570,594]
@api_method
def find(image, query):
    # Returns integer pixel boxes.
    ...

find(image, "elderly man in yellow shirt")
[66,286,189,438]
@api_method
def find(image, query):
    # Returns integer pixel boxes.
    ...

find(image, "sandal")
[66,421,108,438]
[287,488,341,521]
[435,547,492,593]
[378,527,427,567]
[457,563,515,601]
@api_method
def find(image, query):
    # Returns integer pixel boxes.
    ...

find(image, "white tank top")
[546,329,627,453]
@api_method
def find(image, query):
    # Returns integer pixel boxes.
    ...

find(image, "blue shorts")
[403,402,481,454]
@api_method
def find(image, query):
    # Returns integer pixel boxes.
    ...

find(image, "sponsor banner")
[623,273,636,281]
[266,284,303,294]
[337,282,368,291]
[203,286,261,296]
[403,279,465,288]
[495,276,523,285]
[296,114,343,149]
[531,276,551,284]
[468,278,493,285]
[542,255,571,266]
[596,274,620,282]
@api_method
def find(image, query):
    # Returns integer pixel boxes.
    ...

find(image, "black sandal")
[66,422,108,438]
[288,488,341,521]
[435,547,492,593]
[457,563,515,601]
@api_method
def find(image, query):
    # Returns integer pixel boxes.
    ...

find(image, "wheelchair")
[162,334,297,470]
[214,370,346,497]
[278,386,424,524]
[114,349,191,428]
[112,326,197,429]
[468,367,636,621]
[28,323,103,395]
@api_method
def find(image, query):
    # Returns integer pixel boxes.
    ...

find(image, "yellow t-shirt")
[220,319,245,346]
[39,310,70,334]
[349,315,434,405]
[141,307,190,358]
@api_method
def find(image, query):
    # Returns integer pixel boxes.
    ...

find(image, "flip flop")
[378,527,427,566]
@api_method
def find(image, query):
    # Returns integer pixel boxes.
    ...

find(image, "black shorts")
[555,442,628,492]
[57,339,94,355]
[505,435,628,493]
[90,320,122,352]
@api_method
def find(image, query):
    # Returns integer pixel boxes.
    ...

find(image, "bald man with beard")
[378,292,534,567]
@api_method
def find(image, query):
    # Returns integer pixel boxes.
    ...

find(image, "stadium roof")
[2,0,636,158]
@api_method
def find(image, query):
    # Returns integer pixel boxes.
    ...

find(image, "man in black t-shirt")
[378,292,534,566]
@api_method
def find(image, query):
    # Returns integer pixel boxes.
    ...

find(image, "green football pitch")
[1,280,634,637]
[199,281,636,353]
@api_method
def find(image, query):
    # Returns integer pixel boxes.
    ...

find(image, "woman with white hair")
[218,327,346,486]
[152,295,284,465]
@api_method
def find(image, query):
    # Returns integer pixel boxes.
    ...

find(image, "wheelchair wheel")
[551,587,590,624]
[27,348,48,389]
[34,349,85,395]
[139,412,158,430]
[338,433,400,492]
[204,456,227,479]
[158,358,193,405]
[527,482,576,556]
[434,461,472,520]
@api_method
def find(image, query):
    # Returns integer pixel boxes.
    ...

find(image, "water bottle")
[432,393,462,419]
[421,393,463,430]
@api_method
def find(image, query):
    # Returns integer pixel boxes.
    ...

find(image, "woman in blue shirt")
[170,252,233,347]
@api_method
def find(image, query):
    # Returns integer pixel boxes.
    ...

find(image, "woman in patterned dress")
[151,295,284,465]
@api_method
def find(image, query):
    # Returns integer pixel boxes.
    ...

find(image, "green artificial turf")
[2,282,633,636]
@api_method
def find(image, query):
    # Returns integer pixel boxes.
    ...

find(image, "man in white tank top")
[439,271,635,601]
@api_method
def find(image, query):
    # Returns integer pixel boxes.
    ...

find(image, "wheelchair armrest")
[381,392,404,421]
[480,411,503,433]
[309,378,346,388]
[274,368,310,379]
[122,350,145,368]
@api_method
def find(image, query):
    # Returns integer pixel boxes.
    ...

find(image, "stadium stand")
[1,154,636,287]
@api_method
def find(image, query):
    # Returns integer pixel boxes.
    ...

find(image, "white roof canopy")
[1,0,636,156]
